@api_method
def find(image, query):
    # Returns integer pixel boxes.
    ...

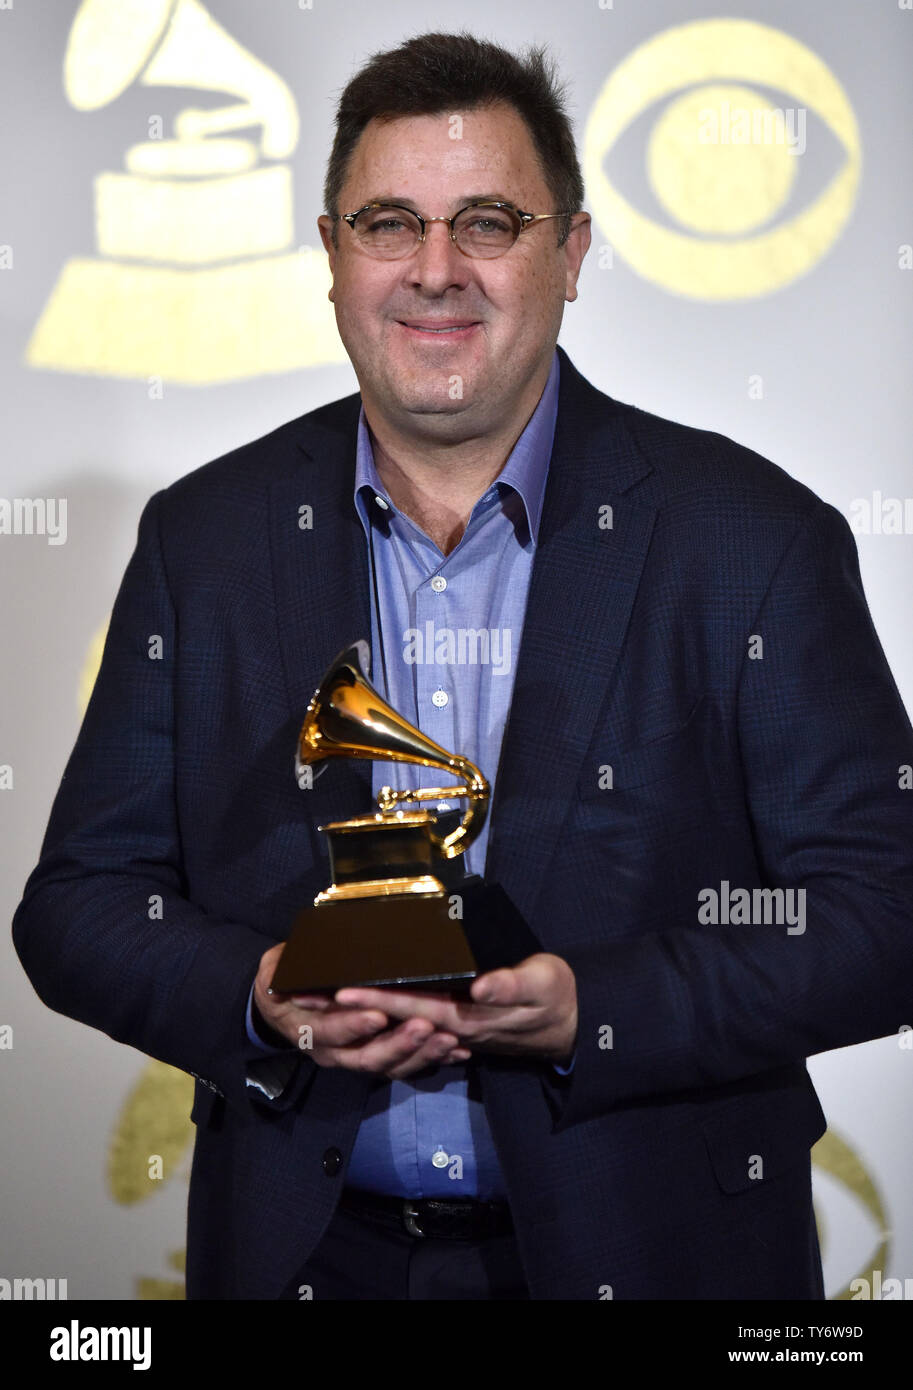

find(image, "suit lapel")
[269,396,374,815]
[484,350,657,928]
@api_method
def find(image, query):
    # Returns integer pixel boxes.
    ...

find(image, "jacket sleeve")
[11,489,315,1118]
[545,500,913,1131]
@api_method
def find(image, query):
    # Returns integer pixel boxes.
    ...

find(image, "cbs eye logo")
[583,19,862,300]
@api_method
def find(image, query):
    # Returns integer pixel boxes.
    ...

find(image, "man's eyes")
[464,216,510,233]
[364,215,411,233]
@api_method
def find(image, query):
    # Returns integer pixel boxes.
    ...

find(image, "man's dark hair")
[323,31,584,246]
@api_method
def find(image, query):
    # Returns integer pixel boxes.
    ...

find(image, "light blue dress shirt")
[247,350,573,1198]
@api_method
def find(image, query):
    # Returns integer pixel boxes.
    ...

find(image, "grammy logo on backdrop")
[26,0,345,384]
[270,641,540,995]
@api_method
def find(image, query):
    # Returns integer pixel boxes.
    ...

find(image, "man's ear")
[317,214,337,271]
[563,213,592,304]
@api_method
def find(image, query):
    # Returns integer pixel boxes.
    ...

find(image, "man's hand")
[334,952,579,1067]
[252,943,473,1080]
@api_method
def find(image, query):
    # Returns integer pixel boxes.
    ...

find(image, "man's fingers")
[472,954,561,1007]
[315,954,570,1064]
[333,987,499,1033]
[382,1028,464,1079]
[324,1018,457,1075]
[333,986,455,1024]
[471,967,519,1005]
[318,1008,389,1048]
[337,955,558,1018]
[323,1017,431,1071]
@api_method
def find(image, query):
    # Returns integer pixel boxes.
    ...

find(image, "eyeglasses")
[336,200,572,260]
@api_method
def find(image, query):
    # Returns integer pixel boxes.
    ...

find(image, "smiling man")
[13,32,913,1302]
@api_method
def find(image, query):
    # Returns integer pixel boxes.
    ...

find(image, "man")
[12,33,913,1301]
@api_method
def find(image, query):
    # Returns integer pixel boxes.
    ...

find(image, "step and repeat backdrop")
[1,0,911,1300]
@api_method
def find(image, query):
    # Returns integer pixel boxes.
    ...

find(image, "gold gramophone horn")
[296,641,489,859]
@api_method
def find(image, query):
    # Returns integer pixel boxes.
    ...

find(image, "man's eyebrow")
[363,193,515,210]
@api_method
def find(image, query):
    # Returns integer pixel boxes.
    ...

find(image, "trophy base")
[270,877,539,995]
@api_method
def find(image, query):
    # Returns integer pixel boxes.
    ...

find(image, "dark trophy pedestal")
[270,813,539,995]
[272,876,539,995]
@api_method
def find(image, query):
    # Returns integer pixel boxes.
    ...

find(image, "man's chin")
[386,379,479,420]
[401,395,472,416]
[398,399,482,441]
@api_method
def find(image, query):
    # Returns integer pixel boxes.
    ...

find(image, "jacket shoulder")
[603,394,823,533]
[631,402,818,510]
[560,350,823,524]
[159,388,361,510]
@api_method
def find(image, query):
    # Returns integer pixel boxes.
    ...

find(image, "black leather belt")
[340,1187,514,1240]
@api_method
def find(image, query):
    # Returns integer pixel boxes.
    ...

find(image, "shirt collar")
[353,348,560,545]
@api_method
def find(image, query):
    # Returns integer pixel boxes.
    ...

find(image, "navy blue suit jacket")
[13,347,913,1298]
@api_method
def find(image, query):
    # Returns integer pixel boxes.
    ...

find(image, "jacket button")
[323,1147,343,1176]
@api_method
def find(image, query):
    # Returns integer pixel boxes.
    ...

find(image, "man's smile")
[396,318,482,341]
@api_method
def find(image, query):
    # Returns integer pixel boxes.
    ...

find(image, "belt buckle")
[402,1200,426,1238]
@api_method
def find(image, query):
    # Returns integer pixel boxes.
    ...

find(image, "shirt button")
[430,575,447,592]
[374,495,389,510]
[431,689,448,709]
[431,1148,450,1169]
[322,1147,343,1176]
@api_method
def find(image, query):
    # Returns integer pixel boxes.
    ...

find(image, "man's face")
[318,102,590,439]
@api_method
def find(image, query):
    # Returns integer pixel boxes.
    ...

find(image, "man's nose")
[405,219,472,290]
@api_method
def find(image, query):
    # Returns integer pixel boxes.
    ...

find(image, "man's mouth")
[397,319,480,337]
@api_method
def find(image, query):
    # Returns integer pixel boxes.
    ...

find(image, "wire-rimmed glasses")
[336,200,572,259]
